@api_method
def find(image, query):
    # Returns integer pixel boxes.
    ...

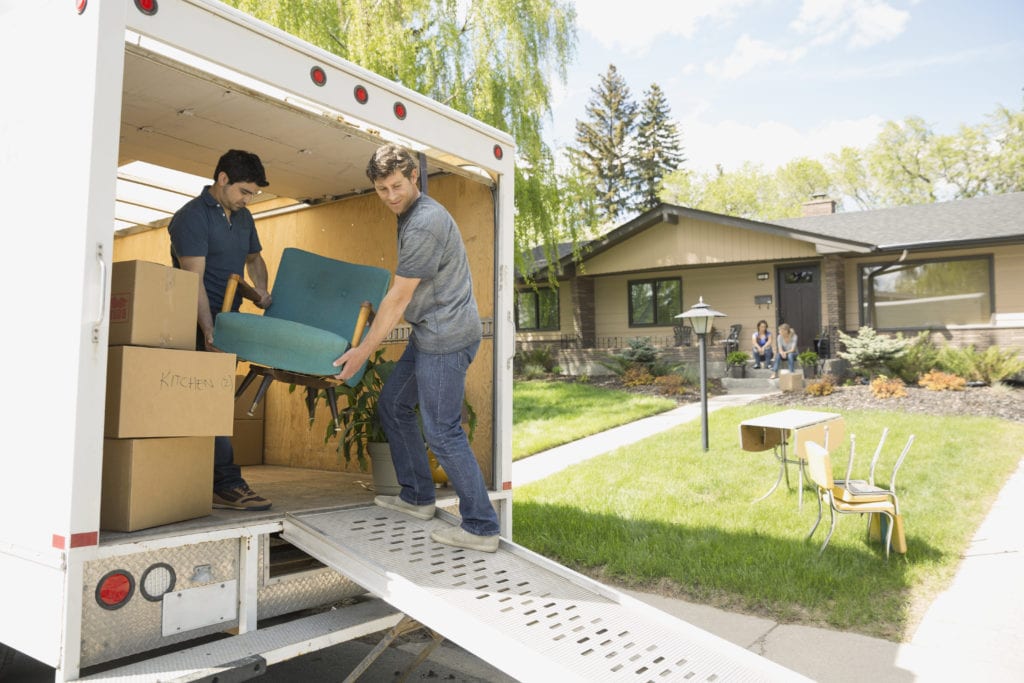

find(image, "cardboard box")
[101,437,214,532]
[232,419,264,466]
[779,371,805,393]
[109,260,199,350]
[105,346,236,438]
[234,374,266,420]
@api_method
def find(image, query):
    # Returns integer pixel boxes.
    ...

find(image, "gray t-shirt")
[396,194,481,353]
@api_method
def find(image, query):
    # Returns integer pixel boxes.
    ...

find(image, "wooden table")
[739,409,845,508]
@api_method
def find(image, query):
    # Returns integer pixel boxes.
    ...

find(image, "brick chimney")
[802,193,837,217]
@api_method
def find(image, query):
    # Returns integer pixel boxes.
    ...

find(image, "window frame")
[857,254,995,330]
[515,286,560,331]
[627,277,683,328]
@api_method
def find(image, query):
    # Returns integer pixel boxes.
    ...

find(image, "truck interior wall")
[112,174,496,482]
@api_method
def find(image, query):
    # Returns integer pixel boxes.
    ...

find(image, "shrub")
[797,350,819,368]
[805,374,837,396]
[870,375,907,399]
[918,369,966,391]
[515,347,555,374]
[575,374,591,384]
[938,345,1024,385]
[653,373,688,396]
[726,350,751,366]
[887,331,940,383]
[601,337,660,375]
[622,365,655,386]
[837,326,910,378]
[521,363,548,379]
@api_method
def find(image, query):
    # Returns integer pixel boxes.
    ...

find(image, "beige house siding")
[591,262,800,351]
[583,217,818,275]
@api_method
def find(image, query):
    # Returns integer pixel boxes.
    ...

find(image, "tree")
[633,83,684,213]
[224,0,577,278]
[567,64,639,226]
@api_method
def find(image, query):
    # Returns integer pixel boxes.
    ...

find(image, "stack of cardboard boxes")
[102,260,236,532]
[232,373,265,466]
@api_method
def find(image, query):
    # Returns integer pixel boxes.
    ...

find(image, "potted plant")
[726,350,750,378]
[798,349,820,379]
[325,347,477,492]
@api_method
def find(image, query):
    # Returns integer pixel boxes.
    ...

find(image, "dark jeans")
[196,327,246,492]
[753,346,773,368]
[378,339,499,537]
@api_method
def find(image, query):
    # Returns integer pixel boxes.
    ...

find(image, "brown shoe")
[213,485,272,511]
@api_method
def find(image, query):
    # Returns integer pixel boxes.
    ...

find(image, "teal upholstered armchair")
[214,247,391,427]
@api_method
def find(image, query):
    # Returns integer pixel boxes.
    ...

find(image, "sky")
[548,0,1024,175]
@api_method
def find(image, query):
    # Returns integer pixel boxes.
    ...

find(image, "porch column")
[571,275,596,348]
[822,254,845,349]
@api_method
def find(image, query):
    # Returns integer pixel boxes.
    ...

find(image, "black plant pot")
[729,364,746,379]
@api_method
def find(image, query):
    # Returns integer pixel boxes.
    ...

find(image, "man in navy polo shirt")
[169,149,272,511]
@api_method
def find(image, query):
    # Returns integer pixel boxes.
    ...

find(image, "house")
[515,192,1024,374]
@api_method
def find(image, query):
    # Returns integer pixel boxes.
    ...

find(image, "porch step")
[720,376,778,394]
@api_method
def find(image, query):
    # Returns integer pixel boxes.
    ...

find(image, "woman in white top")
[771,323,798,379]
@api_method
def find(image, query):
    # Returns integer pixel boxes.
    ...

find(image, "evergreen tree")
[567,64,638,226]
[634,83,684,213]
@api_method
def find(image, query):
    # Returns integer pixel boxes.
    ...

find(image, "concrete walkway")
[512,391,1024,682]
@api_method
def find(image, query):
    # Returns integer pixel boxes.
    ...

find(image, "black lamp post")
[675,297,726,452]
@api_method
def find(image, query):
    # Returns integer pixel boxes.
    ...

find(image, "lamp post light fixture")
[675,297,726,452]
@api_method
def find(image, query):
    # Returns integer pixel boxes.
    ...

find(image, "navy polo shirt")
[168,186,262,314]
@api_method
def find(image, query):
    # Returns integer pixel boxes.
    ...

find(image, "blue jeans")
[773,350,796,373]
[753,346,773,368]
[378,339,499,537]
[198,327,246,492]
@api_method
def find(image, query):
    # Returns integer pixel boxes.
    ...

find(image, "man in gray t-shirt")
[334,144,499,553]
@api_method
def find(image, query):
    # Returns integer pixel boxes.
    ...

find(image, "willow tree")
[226,0,577,275]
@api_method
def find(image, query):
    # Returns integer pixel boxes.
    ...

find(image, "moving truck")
[0,1,801,680]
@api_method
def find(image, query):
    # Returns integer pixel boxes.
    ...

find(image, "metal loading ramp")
[282,507,806,682]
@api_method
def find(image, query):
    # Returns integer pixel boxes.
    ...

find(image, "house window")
[859,256,993,329]
[628,278,682,326]
[516,287,559,330]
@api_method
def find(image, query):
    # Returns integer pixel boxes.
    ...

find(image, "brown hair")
[366,144,417,182]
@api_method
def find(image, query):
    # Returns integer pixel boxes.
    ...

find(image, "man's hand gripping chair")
[213,247,391,429]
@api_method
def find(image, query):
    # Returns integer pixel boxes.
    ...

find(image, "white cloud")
[572,0,757,55]
[792,0,910,48]
[680,114,885,173]
[704,34,807,79]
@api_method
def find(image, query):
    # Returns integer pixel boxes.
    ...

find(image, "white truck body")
[0,2,802,681]
[0,0,516,678]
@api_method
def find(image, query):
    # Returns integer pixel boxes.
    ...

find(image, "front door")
[776,264,821,352]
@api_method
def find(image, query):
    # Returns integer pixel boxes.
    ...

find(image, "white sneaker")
[374,495,435,521]
[430,524,499,553]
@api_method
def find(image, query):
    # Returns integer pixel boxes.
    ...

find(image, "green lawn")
[511,390,1024,641]
[512,379,676,460]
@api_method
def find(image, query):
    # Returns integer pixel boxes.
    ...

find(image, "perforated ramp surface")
[283,507,807,682]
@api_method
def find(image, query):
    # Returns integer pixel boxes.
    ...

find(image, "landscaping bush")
[601,337,659,375]
[887,331,940,383]
[938,344,1024,385]
[918,369,966,391]
[653,373,688,396]
[837,326,910,378]
[805,374,838,396]
[515,346,556,374]
[870,375,907,398]
[622,365,655,387]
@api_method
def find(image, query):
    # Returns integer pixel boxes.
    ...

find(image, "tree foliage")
[662,101,1023,220]
[567,64,638,227]
[224,0,577,276]
[634,83,685,213]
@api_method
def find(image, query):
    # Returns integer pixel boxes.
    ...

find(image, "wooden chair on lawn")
[804,440,900,559]
[833,430,915,554]
[213,247,391,428]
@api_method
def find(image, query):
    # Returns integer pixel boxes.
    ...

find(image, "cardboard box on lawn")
[101,437,214,532]
[105,346,236,438]
[109,260,199,350]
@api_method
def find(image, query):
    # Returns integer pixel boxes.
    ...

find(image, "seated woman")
[770,323,798,379]
[750,320,773,369]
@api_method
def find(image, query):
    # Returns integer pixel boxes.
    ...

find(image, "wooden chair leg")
[247,375,274,418]
[235,367,260,399]
[305,387,318,423]
[326,387,341,431]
